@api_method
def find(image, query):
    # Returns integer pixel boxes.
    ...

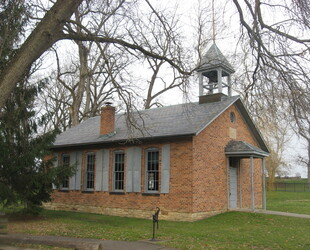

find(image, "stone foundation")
[44,203,225,222]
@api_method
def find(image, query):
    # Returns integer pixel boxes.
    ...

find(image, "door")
[229,167,238,209]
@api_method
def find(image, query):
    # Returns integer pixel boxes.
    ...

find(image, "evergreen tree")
[0,0,28,72]
[0,80,75,214]
[0,1,75,214]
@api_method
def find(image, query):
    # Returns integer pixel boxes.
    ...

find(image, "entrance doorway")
[229,158,238,209]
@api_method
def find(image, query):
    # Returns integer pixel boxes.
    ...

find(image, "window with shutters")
[61,154,70,189]
[146,149,159,192]
[85,152,95,190]
[113,151,125,191]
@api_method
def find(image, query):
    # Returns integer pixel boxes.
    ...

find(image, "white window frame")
[145,148,160,193]
[113,150,125,192]
[85,152,95,191]
[60,153,70,190]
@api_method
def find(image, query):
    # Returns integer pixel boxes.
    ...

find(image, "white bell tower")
[196,43,235,98]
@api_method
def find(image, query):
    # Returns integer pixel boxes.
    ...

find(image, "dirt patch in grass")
[13,243,70,249]
[7,213,47,222]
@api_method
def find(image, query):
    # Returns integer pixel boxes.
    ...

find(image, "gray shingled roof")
[225,140,269,157]
[53,95,241,148]
[197,43,235,74]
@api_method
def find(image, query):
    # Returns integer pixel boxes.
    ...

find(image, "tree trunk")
[144,61,162,109]
[0,0,83,109]
[267,168,276,191]
[71,10,89,126]
[71,42,88,126]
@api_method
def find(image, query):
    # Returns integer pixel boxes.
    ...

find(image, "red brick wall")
[51,139,194,214]
[51,103,263,219]
[192,104,263,212]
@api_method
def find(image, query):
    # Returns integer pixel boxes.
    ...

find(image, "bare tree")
[231,0,310,183]
[1,1,309,182]
[123,4,190,109]
[290,87,310,185]
[34,0,191,130]
[0,0,193,110]
[0,0,83,109]
[236,67,292,188]
[257,108,292,189]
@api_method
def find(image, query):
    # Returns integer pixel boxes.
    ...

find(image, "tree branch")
[60,33,193,76]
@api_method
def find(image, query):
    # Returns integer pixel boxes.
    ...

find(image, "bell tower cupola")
[196,43,235,99]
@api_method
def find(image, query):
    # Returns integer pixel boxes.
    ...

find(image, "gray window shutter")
[161,144,170,194]
[84,153,87,190]
[75,151,82,190]
[52,153,58,189]
[126,148,133,192]
[102,149,110,191]
[132,147,142,192]
[69,152,77,190]
[126,147,141,192]
[95,149,104,191]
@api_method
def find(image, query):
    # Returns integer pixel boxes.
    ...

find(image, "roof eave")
[196,64,235,74]
[51,133,195,150]
[225,150,269,158]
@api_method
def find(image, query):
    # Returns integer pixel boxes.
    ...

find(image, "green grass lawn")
[267,191,310,215]
[5,210,310,249]
[3,191,310,249]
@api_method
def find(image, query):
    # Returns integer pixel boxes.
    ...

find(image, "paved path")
[0,233,177,250]
[233,209,310,219]
[255,210,310,218]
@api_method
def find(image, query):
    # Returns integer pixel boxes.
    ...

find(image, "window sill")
[142,193,160,196]
[109,191,125,195]
[82,190,94,193]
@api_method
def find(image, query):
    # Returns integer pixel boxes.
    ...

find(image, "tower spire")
[212,0,216,43]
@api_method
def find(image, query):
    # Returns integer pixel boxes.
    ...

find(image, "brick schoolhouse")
[47,44,269,221]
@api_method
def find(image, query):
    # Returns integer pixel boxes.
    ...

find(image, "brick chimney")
[100,103,115,135]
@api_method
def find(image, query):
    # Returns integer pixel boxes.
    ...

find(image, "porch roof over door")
[225,140,269,158]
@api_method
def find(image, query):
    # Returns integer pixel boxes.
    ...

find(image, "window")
[113,151,125,191]
[61,154,70,189]
[85,153,95,190]
[230,112,236,123]
[146,149,159,192]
